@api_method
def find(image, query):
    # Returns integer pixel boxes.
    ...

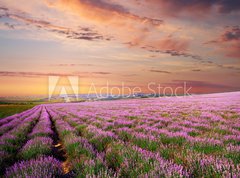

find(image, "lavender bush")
[5,156,63,177]
[1,92,240,177]
[19,136,53,160]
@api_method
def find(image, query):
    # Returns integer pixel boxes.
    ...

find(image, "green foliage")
[195,126,209,131]
[160,148,172,159]
[105,144,124,171]
[75,125,87,136]
[73,158,106,178]
[233,127,240,131]
[191,161,222,178]
[20,145,51,160]
[214,128,231,135]
[118,131,132,142]
[0,104,35,119]
[68,120,78,127]
[225,152,240,164]
[169,128,181,132]
[105,125,114,131]
[66,142,92,159]
[224,139,240,146]
[188,131,200,137]
[161,113,169,117]
[193,144,223,154]
[94,122,102,128]
[122,148,154,176]
[92,160,106,176]
[160,136,186,146]
[132,138,158,151]
[66,142,81,158]
[30,133,50,138]
[90,136,113,152]
[128,116,139,120]
[0,143,18,154]
[61,130,72,138]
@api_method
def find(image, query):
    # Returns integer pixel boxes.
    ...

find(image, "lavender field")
[0,92,240,177]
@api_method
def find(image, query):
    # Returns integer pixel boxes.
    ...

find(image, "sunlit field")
[0,104,36,119]
[0,92,240,177]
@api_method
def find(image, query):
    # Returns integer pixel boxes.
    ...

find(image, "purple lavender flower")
[20,137,53,160]
[5,156,63,177]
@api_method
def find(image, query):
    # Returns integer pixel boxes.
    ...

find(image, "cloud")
[163,80,239,93]
[0,71,74,77]
[206,26,240,58]
[149,69,172,74]
[223,65,240,71]
[143,45,206,61]
[128,36,189,52]
[222,26,240,41]
[192,69,201,72]
[1,0,239,64]
[91,72,111,75]
[173,80,236,89]
[45,0,192,55]
[3,22,15,29]
[46,0,163,26]
[198,60,240,72]
[134,0,240,17]
[0,6,110,41]
[122,74,137,77]
[0,1,191,59]
[0,71,111,78]
[0,7,8,11]
[52,63,95,67]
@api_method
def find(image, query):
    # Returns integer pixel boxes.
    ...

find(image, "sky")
[0,0,240,96]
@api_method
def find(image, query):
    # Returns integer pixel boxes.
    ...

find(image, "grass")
[214,128,232,135]
[191,162,222,178]
[132,138,159,151]
[188,131,200,137]
[19,137,53,160]
[225,152,240,164]
[0,104,36,119]
[105,143,153,176]
[105,144,124,171]
[224,139,240,146]
[118,131,133,142]
[75,125,87,136]
[160,148,173,159]
[20,144,52,160]
[90,136,113,152]
[193,144,224,154]
[160,135,186,146]
[64,139,93,159]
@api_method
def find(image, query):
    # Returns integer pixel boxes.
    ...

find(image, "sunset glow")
[0,0,240,96]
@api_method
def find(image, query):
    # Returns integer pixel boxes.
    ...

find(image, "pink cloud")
[206,26,240,59]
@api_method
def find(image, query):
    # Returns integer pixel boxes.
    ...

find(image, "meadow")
[0,104,36,119]
[0,92,239,177]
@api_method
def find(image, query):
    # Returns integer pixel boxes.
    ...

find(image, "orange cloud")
[151,37,189,51]
[206,26,240,59]
[127,36,189,53]
[45,0,189,53]
[45,0,163,26]
[0,6,111,41]
[130,0,240,17]
[0,71,111,78]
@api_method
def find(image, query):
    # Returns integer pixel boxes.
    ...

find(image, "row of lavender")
[0,106,64,177]
[1,92,240,177]
[47,92,240,177]
[0,106,41,171]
